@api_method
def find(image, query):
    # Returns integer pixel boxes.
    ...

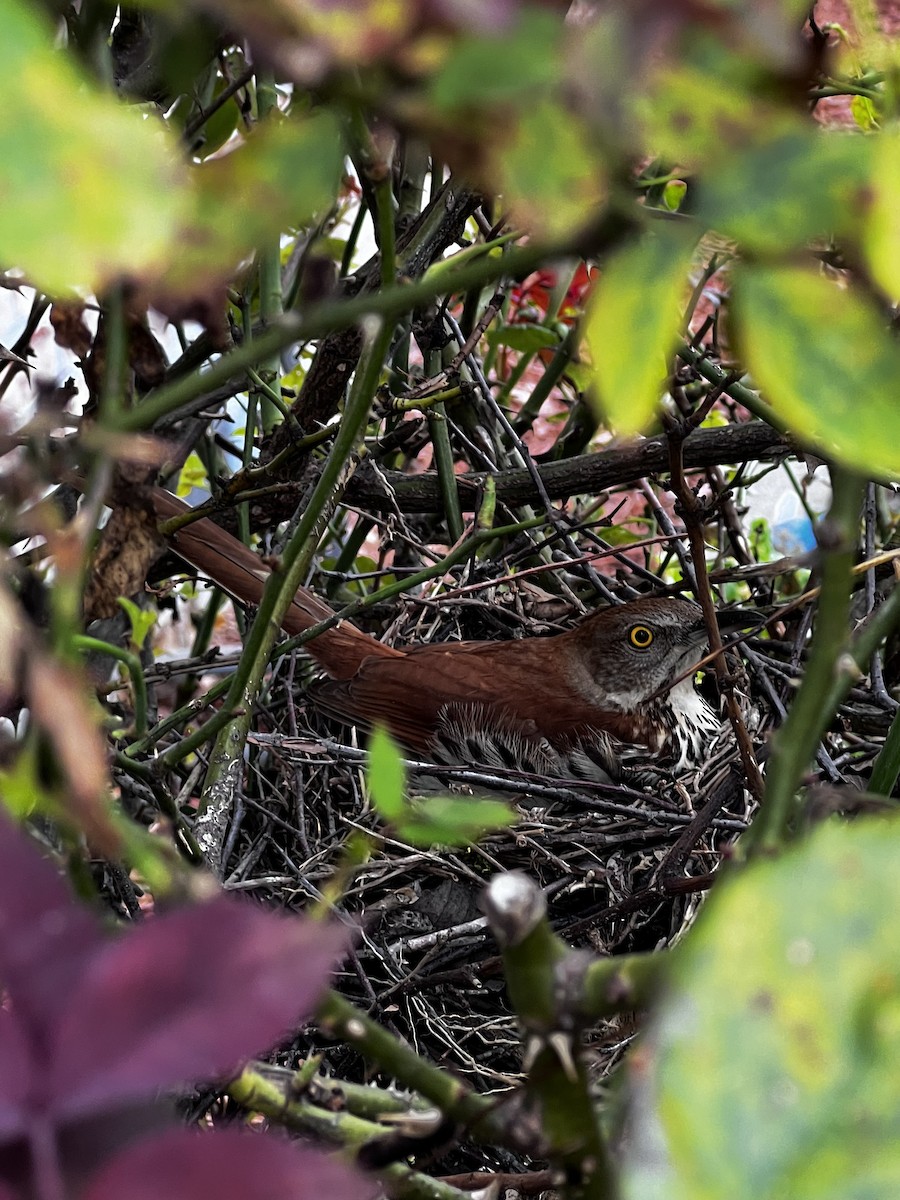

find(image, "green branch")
[229,1064,471,1200]
[110,239,555,434]
[74,635,148,737]
[747,469,865,854]
[317,990,498,1137]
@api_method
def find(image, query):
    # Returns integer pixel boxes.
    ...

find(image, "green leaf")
[486,324,561,354]
[583,230,698,434]
[731,265,900,476]
[366,727,514,847]
[394,795,515,848]
[117,598,157,651]
[694,129,872,253]
[496,101,606,239]
[0,0,186,293]
[862,129,900,297]
[366,726,406,822]
[429,9,561,111]
[622,818,900,1200]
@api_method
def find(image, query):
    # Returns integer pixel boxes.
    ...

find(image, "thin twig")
[665,410,766,802]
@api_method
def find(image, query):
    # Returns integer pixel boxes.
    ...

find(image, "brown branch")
[264,180,481,462]
[342,419,787,515]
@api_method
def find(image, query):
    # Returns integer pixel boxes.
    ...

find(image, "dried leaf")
[26,655,119,856]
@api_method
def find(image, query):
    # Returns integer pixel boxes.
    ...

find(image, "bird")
[152,490,745,781]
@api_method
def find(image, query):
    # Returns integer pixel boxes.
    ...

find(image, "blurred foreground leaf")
[0,0,341,297]
[695,129,872,253]
[399,794,516,847]
[635,62,795,167]
[82,1128,372,1200]
[0,811,363,1200]
[367,725,407,825]
[732,266,900,477]
[863,130,900,297]
[584,230,697,434]
[156,113,343,295]
[367,727,514,846]
[429,7,561,111]
[622,818,900,1200]
[0,0,185,294]
[496,100,605,239]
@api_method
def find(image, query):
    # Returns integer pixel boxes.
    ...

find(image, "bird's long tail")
[151,489,400,680]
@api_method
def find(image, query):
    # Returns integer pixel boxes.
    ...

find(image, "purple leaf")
[51,897,351,1119]
[81,1127,376,1200]
[53,1101,177,1199]
[0,814,102,1039]
[0,1010,33,1141]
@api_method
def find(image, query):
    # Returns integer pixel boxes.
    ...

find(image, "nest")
[181,572,895,1130]
[129,427,900,1180]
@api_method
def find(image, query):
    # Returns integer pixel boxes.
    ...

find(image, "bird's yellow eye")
[628,624,654,649]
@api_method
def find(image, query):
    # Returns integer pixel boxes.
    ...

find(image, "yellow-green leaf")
[695,129,871,253]
[731,265,900,477]
[0,0,185,294]
[117,597,157,651]
[851,93,879,130]
[0,742,40,818]
[583,231,697,434]
[496,101,606,240]
[176,452,209,498]
[863,128,900,297]
[367,725,406,822]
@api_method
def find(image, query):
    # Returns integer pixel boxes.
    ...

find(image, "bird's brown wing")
[309,636,609,753]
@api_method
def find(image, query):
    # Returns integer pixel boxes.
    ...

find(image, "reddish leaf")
[82,1127,375,1200]
[51,897,350,1119]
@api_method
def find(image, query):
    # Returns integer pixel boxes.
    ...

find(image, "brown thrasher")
[153,490,741,780]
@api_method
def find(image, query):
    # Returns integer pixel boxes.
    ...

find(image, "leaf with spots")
[621,818,900,1200]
